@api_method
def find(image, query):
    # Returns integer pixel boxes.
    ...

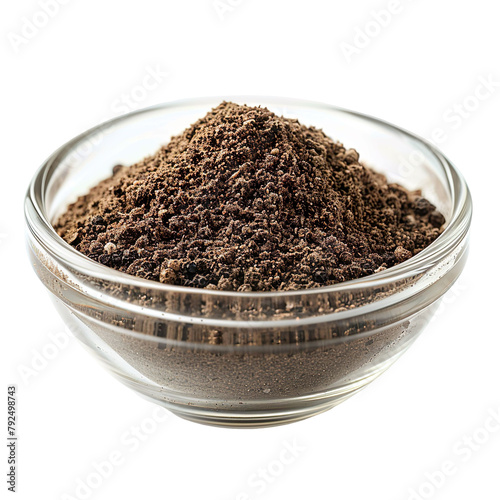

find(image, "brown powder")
[55,102,444,291]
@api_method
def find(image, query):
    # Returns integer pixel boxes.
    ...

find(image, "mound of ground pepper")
[55,102,444,291]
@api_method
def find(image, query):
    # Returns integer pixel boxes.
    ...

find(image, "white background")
[1,1,499,499]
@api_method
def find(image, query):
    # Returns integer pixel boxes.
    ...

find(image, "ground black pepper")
[55,102,444,291]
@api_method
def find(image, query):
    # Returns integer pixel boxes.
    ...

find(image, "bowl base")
[137,364,392,428]
[169,396,352,428]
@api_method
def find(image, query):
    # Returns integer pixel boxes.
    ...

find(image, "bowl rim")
[25,95,473,299]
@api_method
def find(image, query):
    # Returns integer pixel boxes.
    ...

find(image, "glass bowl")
[24,97,472,428]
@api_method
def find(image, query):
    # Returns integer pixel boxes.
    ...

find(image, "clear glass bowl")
[24,97,472,427]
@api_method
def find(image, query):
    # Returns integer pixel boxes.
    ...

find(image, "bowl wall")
[25,98,472,427]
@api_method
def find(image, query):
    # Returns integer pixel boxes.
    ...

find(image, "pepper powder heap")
[55,102,444,291]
